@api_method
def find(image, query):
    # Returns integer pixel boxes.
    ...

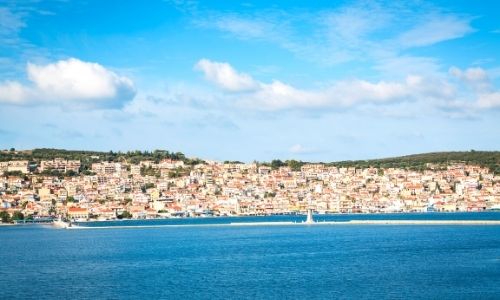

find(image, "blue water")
[74,211,500,227]
[1,214,500,299]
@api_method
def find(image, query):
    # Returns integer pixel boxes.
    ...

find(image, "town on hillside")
[1,153,499,222]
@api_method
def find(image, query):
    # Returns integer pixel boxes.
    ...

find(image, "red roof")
[68,207,87,213]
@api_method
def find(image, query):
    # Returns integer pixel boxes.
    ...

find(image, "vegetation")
[144,183,156,190]
[260,151,500,174]
[2,149,499,175]
[0,211,10,223]
[12,211,24,220]
[2,171,25,177]
[38,169,78,178]
[117,211,132,219]
[328,151,500,174]
[262,159,306,171]
[0,148,206,170]
[140,166,160,177]
[0,211,23,223]
[264,191,276,198]
[168,168,190,178]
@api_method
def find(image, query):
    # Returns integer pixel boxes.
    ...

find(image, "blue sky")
[0,0,499,162]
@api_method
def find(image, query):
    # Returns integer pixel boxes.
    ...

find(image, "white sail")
[305,208,314,224]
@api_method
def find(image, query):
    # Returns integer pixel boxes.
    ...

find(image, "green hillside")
[1,148,499,174]
[0,148,203,169]
[330,151,500,174]
[262,151,500,174]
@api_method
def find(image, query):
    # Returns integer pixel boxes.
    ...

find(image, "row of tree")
[0,211,25,223]
[2,149,499,175]
[0,148,205,173]
[259,151,500,175]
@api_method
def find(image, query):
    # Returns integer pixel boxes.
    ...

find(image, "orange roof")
[68,207,87,213]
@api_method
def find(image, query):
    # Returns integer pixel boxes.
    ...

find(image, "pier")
[13,218,54,224]
[57,219,500,229]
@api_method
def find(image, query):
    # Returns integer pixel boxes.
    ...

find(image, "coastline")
[3,211,500,229]
[63,219,500,230]
[60,210,500,223]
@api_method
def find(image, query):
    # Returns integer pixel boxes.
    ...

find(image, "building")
[0,161,29,174]
[40,159,81,173]
[67,207,89,220]
[92,162,122,175]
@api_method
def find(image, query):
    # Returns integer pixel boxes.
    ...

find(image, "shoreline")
[3,211,500,229]
[64,210,500,224]
[62,219,500,230]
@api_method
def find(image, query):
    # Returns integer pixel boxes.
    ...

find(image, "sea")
[1,212,499,299]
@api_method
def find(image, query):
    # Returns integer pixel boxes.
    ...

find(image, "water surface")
[76,211,500,227]
[1,213,499,299]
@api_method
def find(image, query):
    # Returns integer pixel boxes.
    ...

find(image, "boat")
[487,204,500,211]
[305,208,314,224]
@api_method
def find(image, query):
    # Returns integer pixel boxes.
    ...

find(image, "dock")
[56,219,500,229]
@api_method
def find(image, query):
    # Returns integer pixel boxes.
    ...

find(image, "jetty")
[13,217,53,224]
[54,219,500,230]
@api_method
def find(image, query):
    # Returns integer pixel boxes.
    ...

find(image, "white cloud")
[0,7,25,40]
[289,144,304,153]
[477,92,500,109]
[196,59,459,110]
[0,58,136,107]
[27,58,134,100]
[434,67,500,111]
[196,59,500,113]
[322,3,391,42]
[196,3,474,69]
[449,66,488,82]
[446,66,499,110]
[249,78,409,110]
[211,17,268,39]
[195,58,259,92]
[374,56,442,78]
[449,66,490,92]
[397,15,474,48]
[289,144,316,154]
[0,81,27,104]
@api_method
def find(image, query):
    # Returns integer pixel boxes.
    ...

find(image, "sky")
[0,0,499,162]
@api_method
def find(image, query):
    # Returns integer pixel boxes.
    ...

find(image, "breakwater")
[59,219,500,229]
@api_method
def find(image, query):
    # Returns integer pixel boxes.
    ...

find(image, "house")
[67,207,89,220]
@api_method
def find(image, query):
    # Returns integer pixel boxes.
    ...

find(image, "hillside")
[1,148,499,174]
[329,151,500,174]
[0,148,204,171]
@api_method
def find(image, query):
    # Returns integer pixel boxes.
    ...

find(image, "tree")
[65,170,77,177]
[286,160,304,171]
[0,211,10,223]
[271,159,285,170]
[168,171,180,178]
[12,211,24,220]
[3,171,24,177]
[144,183,155,190]
[117,211,132,219]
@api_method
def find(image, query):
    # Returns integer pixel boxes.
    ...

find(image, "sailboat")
[305,208,314,224]
[305,193,315,224]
